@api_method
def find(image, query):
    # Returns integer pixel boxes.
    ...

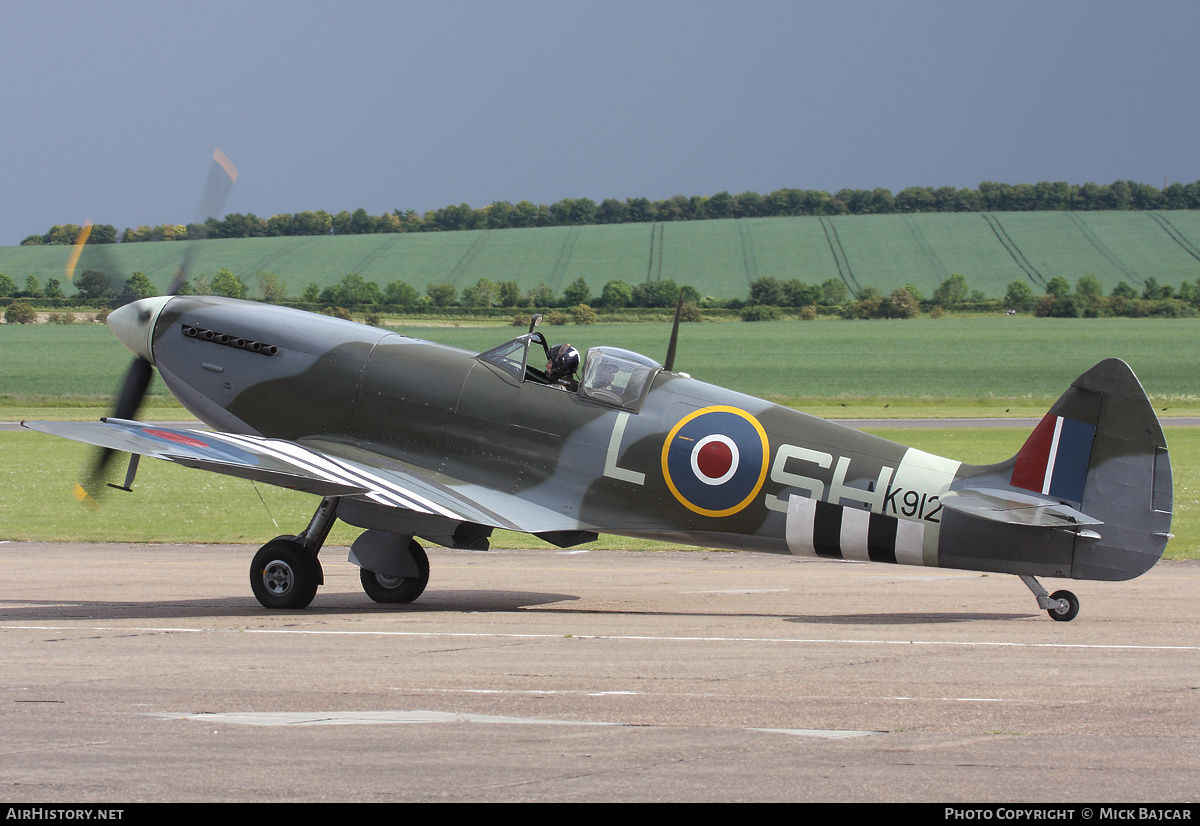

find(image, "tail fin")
[1054,358,1172,580]
[946,359,1172,581]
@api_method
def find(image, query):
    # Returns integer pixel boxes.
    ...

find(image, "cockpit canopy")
[578,347,660,410]
[477,336,661,412]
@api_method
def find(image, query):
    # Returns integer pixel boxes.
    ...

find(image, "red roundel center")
[696,439,734,480]
[145,429,209,448]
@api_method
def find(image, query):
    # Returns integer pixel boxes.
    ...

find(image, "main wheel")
[1047,589,1080,622]
[250,537,322,609]
[360,539,429,604]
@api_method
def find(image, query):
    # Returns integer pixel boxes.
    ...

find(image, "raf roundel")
[130,425,260,466]
[661,406,770,517]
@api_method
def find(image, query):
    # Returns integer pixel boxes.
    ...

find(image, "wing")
[22,419,584,534]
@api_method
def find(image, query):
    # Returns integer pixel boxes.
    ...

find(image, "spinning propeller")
[68,149,238,503]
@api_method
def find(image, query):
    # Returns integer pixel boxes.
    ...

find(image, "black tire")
[360,539,429,604]
[1047,589,1080,622]
[250,537,322,609]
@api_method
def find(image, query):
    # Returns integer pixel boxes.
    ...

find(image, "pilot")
[545,343,580,391]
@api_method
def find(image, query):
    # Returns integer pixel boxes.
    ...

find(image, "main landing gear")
[1019,575,1080,622]
[250,536,323,609]
[249,497,432,609]
[359,539,429,604]
[249,497,337,609]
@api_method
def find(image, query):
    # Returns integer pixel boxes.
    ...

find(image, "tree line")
[740,272,1200,321]
[21,179,1200,247]
[5,265,1200,325]
[0,269,700,313]
[9,261,1197,317]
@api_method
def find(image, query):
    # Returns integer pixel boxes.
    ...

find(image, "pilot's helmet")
[546,344,580,381]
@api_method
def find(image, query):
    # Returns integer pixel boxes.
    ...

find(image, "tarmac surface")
[1,542,1197,803]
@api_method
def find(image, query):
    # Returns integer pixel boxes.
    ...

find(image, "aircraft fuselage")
[144,296,970,564]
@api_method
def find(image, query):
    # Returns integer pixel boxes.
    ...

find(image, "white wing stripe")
[215,432,428,513]
[217,432,460,519]
[317,453,461,520]
[218,434,416,510]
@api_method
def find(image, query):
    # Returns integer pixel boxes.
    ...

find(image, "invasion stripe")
[217,433,420,511]
[839,506,871,561]
[217,433,441,515]
[812,501,843,558]
[275,442,456,517]
[786,496,927,567]
[866,513,897,564]
[316,451,464,520]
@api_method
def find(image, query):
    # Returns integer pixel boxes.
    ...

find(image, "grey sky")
[3,0,1197,245]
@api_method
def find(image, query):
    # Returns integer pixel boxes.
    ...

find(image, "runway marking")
[394,687,1056,706]
[150,710,881,739]
[406,688,640,697]
[752,728,879,739]
[149,710,619,727]
[889,696,1017,703]
[5,624,1200,653]
[402,687,1080,707]
[681,589,792,594]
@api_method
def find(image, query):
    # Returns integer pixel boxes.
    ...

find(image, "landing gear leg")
[295,496,339,554]
[1019,575,1080,622]
[249,497,339,610]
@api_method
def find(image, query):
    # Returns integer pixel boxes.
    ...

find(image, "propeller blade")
[111,355,155,421]
[167,148,238,295]
[64,219,94,282]
[74,148,237,505]
[77,356,154,501]
[63,216,123,302]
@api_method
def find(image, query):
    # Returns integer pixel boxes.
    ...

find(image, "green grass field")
[4,316,1199,415]
[393,316,1200,406]
[5,210,1199,302]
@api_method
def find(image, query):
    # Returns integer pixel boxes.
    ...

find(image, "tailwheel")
[250,536,323,609]
[360,539,429,604]
[1047,589,1080,622]
[1020,575,1082,622]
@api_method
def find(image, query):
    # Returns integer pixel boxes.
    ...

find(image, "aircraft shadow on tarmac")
[0,590,579,621]
[0,594,1028,624]
[526,606,1032,624]
[784,611,1029,624]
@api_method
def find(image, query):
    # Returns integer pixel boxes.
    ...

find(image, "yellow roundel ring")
[661,405,770,517]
